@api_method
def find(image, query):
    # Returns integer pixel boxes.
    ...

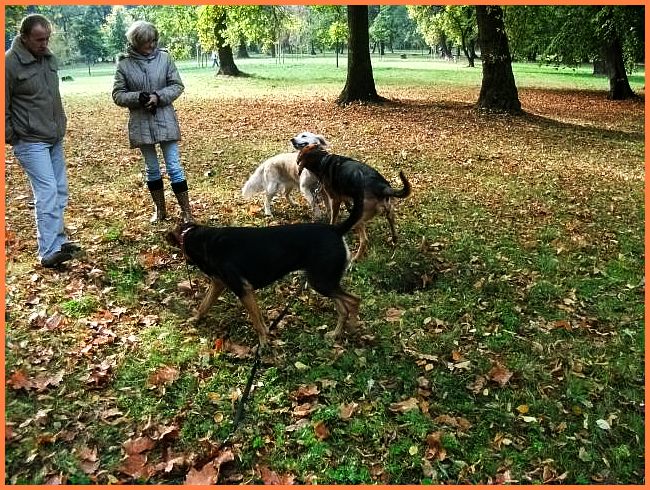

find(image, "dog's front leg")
[329,291,361,339]
[238,285,270,350]
[190,277,226,322]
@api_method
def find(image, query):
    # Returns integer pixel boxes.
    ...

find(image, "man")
[5,14,82,268]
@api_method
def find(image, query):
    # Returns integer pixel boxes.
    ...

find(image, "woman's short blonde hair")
[126,20,158,48]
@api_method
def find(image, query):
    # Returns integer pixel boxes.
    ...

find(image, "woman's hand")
[145,92,159,110]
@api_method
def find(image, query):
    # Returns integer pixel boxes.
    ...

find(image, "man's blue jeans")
[12,139,69,261]
[140,141,186,184]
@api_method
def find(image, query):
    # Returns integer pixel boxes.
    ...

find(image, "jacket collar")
[10,35,53,65]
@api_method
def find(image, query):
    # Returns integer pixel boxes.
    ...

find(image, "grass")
[4,54,644,484]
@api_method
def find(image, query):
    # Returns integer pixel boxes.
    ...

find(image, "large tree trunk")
[602,36,636,100]
[476,6,522,114]
[217,46,241,76]
[214,12,242,76]
[336,6,384,105]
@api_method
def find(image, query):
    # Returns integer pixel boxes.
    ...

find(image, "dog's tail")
[335,191,364,236]
[241,164,265,197]
[385,171,411,199]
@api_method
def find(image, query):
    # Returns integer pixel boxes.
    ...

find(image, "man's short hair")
[20,14,52,37]
[126,20,159,48]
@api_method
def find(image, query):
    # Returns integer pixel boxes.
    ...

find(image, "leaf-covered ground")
[5,77,645,484]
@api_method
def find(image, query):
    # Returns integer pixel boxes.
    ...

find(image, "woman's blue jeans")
[12,139,69,261]
[139,141,186,184]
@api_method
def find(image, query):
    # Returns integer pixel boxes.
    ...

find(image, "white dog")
[242,132,329,217]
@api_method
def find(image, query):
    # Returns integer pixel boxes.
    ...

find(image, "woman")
[112,20,192,223]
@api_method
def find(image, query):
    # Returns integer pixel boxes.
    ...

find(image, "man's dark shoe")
[41,250,72,268]
[61,242,83,255]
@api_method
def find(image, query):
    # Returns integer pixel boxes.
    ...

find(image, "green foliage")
[102,7,128,59]
[60,296,99,318]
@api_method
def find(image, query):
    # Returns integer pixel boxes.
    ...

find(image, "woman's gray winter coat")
[112,47,184,148]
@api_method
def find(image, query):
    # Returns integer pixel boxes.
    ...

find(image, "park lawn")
[4,56,645,484]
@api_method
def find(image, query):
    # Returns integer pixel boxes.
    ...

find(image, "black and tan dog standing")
[165,193,364,352]
[297,144,411,261]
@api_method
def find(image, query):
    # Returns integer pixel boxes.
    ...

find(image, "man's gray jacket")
[5,35,67,145]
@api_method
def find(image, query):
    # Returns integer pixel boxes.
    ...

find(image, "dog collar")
[178,225,195,256]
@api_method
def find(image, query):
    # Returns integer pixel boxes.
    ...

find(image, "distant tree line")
[5,5,643,107]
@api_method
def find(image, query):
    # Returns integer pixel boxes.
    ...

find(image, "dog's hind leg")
[190,277,226,322]
[385,203,398,245]
[352,224,369,262]
[263,181,280,216]
[238,284,270,349]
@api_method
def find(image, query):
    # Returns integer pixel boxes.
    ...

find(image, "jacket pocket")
[14,68,40,96]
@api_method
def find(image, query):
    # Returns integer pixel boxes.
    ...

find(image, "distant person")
[112,20,193,223]
[211,50,219,68]
[5,13,83,268]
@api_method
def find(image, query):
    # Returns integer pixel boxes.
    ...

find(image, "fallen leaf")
[488,363,513,387]
[313,420,330,440]
[596,419,611,430]
[389,397,420,413]
[7,370,31,390]
[466,375,487,394]
[385,307,404,322]
[424,431,447,461]
[340,402,358,420]
[147,366,179,387]
[184,462,218,485]
[258,465,295,485]
[291,384,320,401]
[224,340,251,358]
[119,453,150,479]
[123,436,155,455]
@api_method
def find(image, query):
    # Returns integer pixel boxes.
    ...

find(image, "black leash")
[221,299,293,446]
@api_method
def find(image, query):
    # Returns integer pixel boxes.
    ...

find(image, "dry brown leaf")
[293,402,315,418]
[223,340,252,358]
[259,465,295,485]
[313,420,330,441]
[385,307,405,322]
[7,370,31,390]
[433,414,471,431]
[32,371,64,392]
[425,431,447,461]
[291,384,320,401]
[340,402,358,420]
[123,436,156,455]
[466,375,487,394]
[488,363,513,387]
[184,462,218,485]
[389,397,420,413]
[147,366,179,387]
[119,453,150,479]
[45,312,66,330]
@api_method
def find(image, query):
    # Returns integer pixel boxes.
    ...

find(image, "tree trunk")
[217,45,241,76]
[237,37,249,59]
[602,36,636,100]
[214,13,242,76]
[439,33,453,60]
[476,6,522,114]
[336,6,384,105]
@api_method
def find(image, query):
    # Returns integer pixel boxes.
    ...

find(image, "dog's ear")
[317,135,330,149]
